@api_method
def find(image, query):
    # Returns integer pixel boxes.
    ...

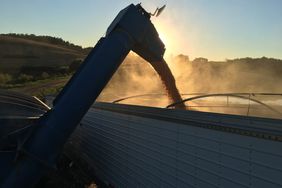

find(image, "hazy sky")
[0,0,281,60]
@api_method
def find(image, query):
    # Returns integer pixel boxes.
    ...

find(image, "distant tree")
[192,57,208,63]
[41,72,49,79]
[18,74,33,83]
[57,66,69,75]
[69,59,83,72]
[0,73,12,85]
[175,54,190,63]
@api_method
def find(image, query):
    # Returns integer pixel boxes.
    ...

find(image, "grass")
[1,76,71,99]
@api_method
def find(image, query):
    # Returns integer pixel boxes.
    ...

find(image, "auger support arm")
[1,4,165,187]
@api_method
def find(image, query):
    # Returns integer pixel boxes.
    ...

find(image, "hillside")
[0,34,90,75]
[1,33,282,99]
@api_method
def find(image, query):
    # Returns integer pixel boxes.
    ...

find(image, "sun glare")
[153,20,179,58]
[158,32,168,46]
[156,29,172,58]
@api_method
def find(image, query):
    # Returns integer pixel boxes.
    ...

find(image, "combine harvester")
[1,4,282,188]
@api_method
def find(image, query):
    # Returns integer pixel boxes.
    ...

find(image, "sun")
[157,31,172,56]
[153,20,176,56]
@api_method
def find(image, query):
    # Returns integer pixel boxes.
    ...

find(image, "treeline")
[175,54,282,64]
[0,59,82,85]
[171,54,282,93]
[0,33,84,51]
[225,57,282,64]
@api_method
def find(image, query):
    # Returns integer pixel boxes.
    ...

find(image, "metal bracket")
[150,5,166,17]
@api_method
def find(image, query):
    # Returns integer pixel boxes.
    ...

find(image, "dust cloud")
[97,53,282,118]
[97,52,171,107]
[149,59,185,109]
[169,55,282,94]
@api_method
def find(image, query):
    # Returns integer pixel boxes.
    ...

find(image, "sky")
[0,0,281,61]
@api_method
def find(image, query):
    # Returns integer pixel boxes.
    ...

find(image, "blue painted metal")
[68,102,282,188]
[1,4,165,187]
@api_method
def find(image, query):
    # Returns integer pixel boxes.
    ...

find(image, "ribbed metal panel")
[0,90,49,138]
[68,102,282,188]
